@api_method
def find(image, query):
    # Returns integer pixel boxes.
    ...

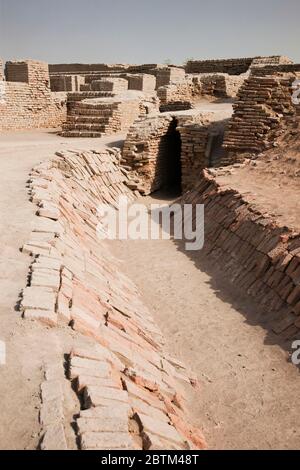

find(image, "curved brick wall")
[20,147,207,450]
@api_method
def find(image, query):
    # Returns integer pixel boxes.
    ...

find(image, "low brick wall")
[185,57,255,75]
[181,170,300,339]
[223,74,297,155]
[20,148,207,450]
[185,56,293,75]
[0,60,67,131]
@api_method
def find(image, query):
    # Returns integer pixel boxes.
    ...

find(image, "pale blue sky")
[0,0,299,64]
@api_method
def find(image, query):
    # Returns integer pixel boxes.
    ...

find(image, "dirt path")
[0,129,124,450]
[109,192,300,450]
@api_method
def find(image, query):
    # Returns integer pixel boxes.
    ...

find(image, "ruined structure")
[185,55,293,74]
[21,148,207,451]
[0,60,67,131]
[61,91,158,138]
[222,69,300,163]
[2,53,300,451]
[122,109,231,194]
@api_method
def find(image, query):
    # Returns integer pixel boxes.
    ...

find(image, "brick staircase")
[61,100,120,137]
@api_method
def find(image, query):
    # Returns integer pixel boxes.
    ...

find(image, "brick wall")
[223,74,297,155]
[185,56,294,75]
[90,78,128,93]
[49,63,129,73]
[127,74,156,92]
[156,67,185,89]
[185,57,255,75]
[0,60,67,131]
[50,74,85,92]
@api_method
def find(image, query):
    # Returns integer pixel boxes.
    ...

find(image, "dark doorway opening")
[154,118,182,196]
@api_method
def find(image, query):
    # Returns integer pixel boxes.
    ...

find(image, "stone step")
[60,130,104,138]
[62,123,107,132]
[66,115,111,125]
[67,91,115,102]
[69,108,114,117]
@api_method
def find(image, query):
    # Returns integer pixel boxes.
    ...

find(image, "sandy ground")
[109,191,300,450]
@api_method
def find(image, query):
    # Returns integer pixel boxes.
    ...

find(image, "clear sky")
[0,0,299,65]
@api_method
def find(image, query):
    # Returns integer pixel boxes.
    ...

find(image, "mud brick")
[287,285,300,305]
[40,397,64,426]
[23,309,58,327]
[77,375,121,392]
[31,271,60,291]
[80,403,132,420]
[124,379,166,412]
[257,233,282,255]
[80,431,138,450]
[272,312,298,334]
[69,357,111,379]
[41,423,68,450]
[129,396,169,423]
[34,256,62,271]
[57,292,71,323]
[286,256,300,276]
[289,264,300,283]
[41,380,63,403]
[83,386,129,408]
[21,286,56,312]
[276,275,294,297]
[77,416,128,434]
[276,252,293,272]
[71,346,124,371]
[134,412,185,447]
[292,301,300,316]
[267,270,285,289]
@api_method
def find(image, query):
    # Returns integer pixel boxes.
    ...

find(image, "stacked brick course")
[185,56,292,75]
[223,75,297,155]
[156,67,185,89]
[20,148,207,450]
[61,92,156,138]
[0,60,67,131]
[128,74,156,93]
[90,78,128,93]
[185,57,255,75]
[50,74,85,92]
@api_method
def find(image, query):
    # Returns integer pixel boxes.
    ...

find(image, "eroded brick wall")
[223,74,297,155]
[0,60,67,131]
[20,148,207,451]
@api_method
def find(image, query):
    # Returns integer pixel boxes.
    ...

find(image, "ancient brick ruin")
[2,52,300,451]
[0,60,67,131]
